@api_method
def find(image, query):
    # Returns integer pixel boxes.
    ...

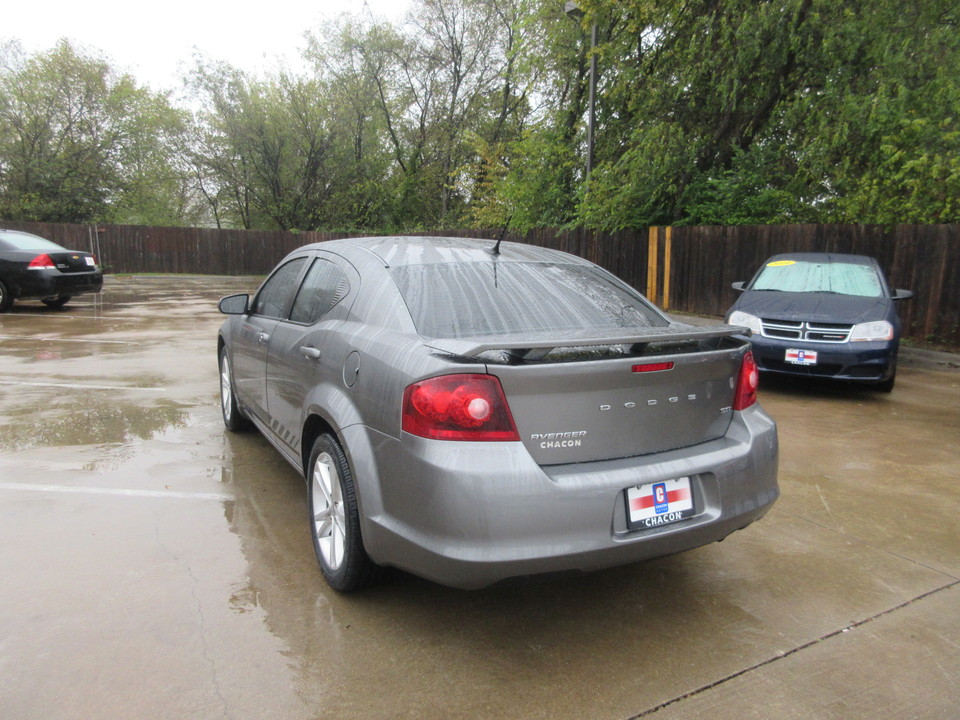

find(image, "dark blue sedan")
[725,253,912,392]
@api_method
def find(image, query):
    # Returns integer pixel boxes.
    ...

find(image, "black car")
[725,253,912,392]
[0,230,103,312]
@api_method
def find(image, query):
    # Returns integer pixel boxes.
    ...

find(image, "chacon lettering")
[641,512,686,527]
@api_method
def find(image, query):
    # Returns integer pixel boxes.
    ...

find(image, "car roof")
[763,252,878,267]
[301,236,590,268]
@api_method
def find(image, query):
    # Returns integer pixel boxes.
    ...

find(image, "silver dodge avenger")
[218,237,779,591]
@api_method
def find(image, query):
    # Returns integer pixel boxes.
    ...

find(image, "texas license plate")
[625,477,694,530]
[786,348,817,365]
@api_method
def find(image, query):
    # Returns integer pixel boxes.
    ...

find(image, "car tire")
[307,433,379,592]
[41,296,71,308]
[0,280,12,313]
[219,348,251,431]
[875,366,896,393]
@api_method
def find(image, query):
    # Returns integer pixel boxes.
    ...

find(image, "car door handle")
[257,332,270,344]
[300,346,321,360]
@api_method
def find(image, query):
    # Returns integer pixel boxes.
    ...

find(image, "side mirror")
[219,294,249,315]
[892,289,913,301]
[731,281,746,291]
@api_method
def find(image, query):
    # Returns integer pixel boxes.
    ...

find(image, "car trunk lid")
[425,325,746,465]
[45,251,97,273]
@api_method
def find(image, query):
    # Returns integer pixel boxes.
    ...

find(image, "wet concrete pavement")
[1,276,957,720]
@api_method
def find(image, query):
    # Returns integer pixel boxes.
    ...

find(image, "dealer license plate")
[785,348,817,365]
[625,477,694,530]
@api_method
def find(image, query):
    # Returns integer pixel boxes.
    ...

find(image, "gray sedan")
[218,237,779,591]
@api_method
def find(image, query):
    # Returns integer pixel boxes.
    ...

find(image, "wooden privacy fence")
[0,222,354,276]
[2,220,957,346]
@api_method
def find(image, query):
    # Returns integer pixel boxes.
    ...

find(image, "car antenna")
[487,217,512,256]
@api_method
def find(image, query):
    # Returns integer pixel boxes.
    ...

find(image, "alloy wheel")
[220,353,233,423]
[312,451,346,570]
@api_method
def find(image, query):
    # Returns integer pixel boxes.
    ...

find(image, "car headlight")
[727,311,762,335]
[849,320,894,342]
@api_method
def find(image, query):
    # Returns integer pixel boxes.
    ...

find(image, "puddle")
[0,398,188,452]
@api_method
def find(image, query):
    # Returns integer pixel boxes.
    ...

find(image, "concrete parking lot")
[1,275,957,720]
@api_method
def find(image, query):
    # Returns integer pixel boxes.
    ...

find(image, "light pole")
[565,1,597,183]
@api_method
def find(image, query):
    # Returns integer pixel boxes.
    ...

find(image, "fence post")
[663,226,672,310]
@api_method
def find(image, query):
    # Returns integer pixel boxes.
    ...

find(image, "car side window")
[251,257,308,318]
[289,258,351,324]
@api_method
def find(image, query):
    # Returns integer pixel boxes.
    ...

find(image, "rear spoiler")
[424,323,746,360]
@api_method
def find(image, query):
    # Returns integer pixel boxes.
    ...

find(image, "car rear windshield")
[0,232,64,252]
[391,261,666,339]
[752,260,883,297]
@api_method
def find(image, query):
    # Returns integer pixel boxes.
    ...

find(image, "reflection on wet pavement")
[0,399,188,452]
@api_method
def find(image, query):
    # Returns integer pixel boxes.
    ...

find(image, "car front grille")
[760,319,853,343]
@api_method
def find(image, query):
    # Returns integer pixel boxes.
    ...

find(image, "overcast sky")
[3,0,411,91]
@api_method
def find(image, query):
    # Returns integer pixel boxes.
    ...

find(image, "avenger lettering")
[531,431,587,449]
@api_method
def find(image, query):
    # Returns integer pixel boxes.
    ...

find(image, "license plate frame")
[625,477,695,530]
[785,348,818,365]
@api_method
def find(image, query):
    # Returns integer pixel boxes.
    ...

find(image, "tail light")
[28,254,55,269]
[733,351,759,411]
[402,374,520,441]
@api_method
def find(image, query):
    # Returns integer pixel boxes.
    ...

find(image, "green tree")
[8,1,953,233]
[793,1,960,224]
[494,0,959,229]
[304,19,416,230]
[462,0,565,229]
[305,0,539,231]
[185,62,348,230]
[0,39,191,225]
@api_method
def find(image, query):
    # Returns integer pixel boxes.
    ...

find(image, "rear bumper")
[10,268,104,300]
[344,405,779,589]
[750,335,897,383]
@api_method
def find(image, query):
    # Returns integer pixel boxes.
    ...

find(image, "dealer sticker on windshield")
[626,477,695,530]
[786,348,818,365]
